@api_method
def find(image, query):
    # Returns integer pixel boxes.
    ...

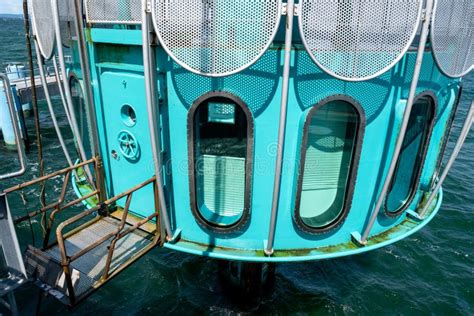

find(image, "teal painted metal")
[164,188,443,262]
[72,25,460,262]
[96,70,155,216]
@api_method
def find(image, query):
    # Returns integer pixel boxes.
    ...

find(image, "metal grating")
[85,0,142,24]
[31,0,56,60]
[25,217,153,302]
[299,0,423,81]
[431,0,474,78]
[152,0,282,77]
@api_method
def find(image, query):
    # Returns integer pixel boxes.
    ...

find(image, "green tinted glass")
[194,98,248,226]
[386,97,434,213]
[299,101,359,228]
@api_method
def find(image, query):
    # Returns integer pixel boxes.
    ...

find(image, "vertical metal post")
[265,0,295,256]
[141,0,173,240]
[51,0,94,185]
[357,0,434,244]
[34,41,74,167]
[418,101,474,218]
[72,0,107,201]
[153,180,162,245]
[72,0,101,159]
[24,0,46,210]
[0,74,26,180]
[52,57,73,128]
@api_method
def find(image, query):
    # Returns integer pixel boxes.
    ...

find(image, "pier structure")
[0,63,60,149]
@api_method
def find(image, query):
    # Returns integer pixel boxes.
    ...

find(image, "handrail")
[67,194,134,263]
[5,157,100,248]
[55,176,156,259]
[13,171,72,224]
[417,101,474,219]
[0,73,26,181]
[54,176,158,304]
[4,157,96,194]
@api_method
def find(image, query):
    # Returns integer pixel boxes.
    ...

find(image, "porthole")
[188,92,253,231]
[294,96,365,233]
[121,104,137,127]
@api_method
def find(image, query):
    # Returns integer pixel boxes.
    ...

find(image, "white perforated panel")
[431,0,474,78]
[152,0,282,77]
[31,0,56,60]
[299,0,423,81]
[85,0,142,24]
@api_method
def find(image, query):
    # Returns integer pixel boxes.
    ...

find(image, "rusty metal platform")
[25,216,155,305]
[7,168,160,306]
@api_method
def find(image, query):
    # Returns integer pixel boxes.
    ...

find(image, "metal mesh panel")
[299,0,423,81]
[152,0,282,77]
[85,0,142,24]
[431,0,474,78]
[31,0,56,60]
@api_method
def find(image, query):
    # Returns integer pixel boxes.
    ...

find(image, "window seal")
[294,95,366,234]
[187,91,254,233]
[433,84,463,184]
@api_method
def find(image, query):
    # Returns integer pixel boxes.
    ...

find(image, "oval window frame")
[433,85,462,185]
[384,91,437,217]
[294,95,366,234]
[187,91,254,233]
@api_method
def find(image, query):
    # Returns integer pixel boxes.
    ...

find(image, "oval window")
[385,94,435,215]
[295,98,363,232]
[189,93,253,229]
[433,86,462,181]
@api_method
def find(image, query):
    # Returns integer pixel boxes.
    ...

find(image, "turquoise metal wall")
[83,28,459,261]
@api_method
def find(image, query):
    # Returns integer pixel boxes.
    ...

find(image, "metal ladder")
[0,73,27,316]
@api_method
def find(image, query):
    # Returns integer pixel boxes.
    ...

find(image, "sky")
[0,0,22,14]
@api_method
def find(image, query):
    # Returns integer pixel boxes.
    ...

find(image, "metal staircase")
[6,159,162,306]
[21,176,161,306]
[24,208,159,305]
[2,144,161,310]
[0,71,162,309]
